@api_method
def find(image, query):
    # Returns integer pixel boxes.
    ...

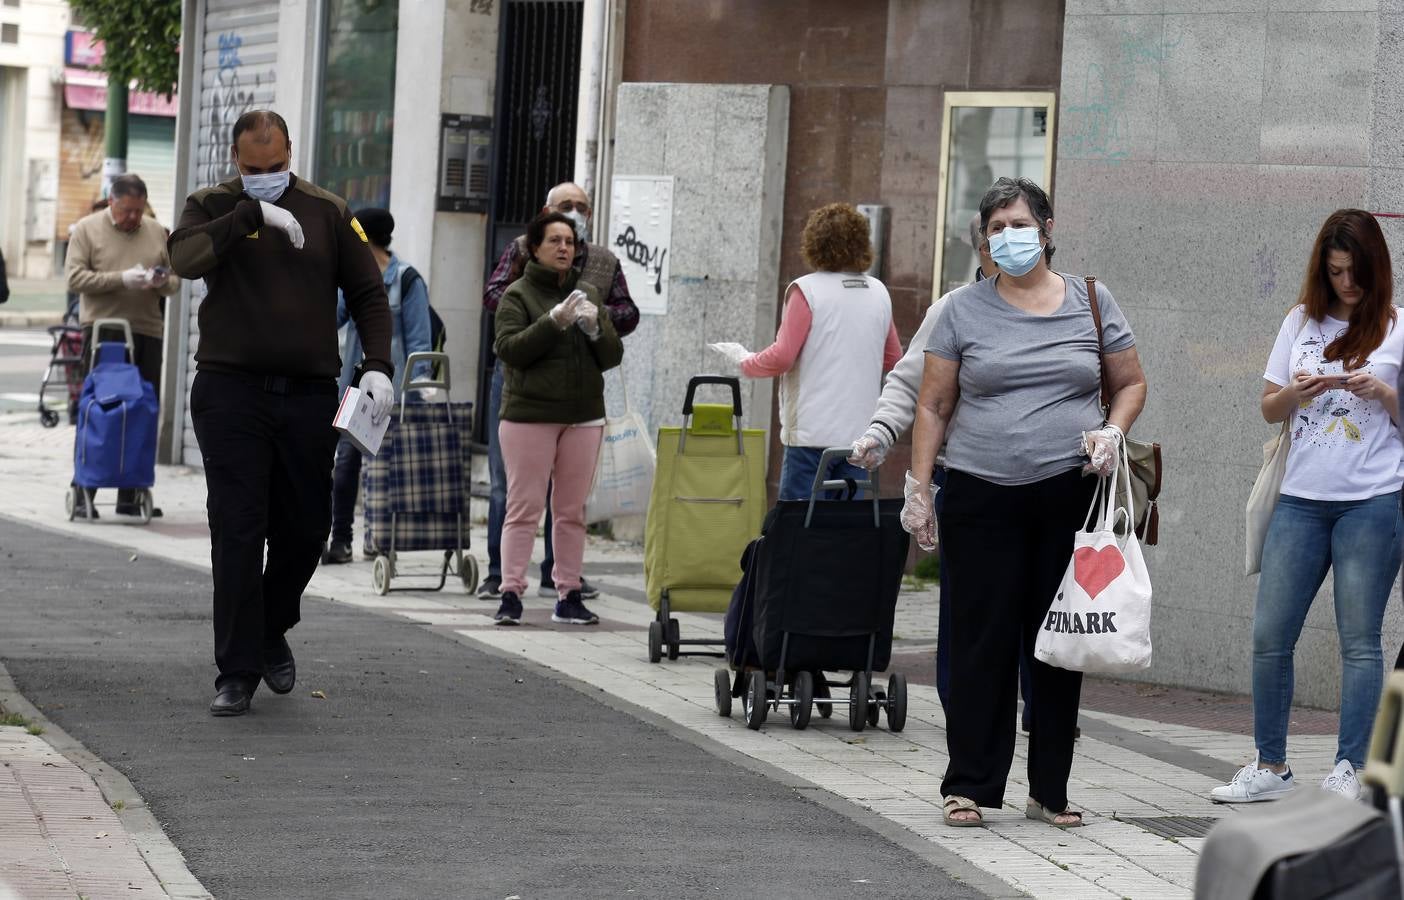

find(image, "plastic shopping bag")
[1035,444,1152,674]
[584,408,656,523]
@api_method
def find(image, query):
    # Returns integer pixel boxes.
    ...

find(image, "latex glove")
[550,289,587,328]
[1080,423,1123,477]
[259,201,305,249]
[707,342,752,366]
[900,470,939,552]
[575,299,601,337]
[360,370,394,425]
[121,265,150,290]
[849,425,893,469]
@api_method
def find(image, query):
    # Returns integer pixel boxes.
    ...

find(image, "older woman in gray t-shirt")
[906,178,1147,829]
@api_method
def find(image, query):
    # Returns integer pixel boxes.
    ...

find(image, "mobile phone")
[150,265,170,278]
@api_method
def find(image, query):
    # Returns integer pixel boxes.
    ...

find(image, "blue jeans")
[1253,491,1402,769]
[487,362,553,581]
[778,445,869,501]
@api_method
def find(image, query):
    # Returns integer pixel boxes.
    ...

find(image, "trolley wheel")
[64,485,77,521]
[887,673,908,733]
[371,556,392,595]
[647,621,663,664]
[714,667,733,717]
[459,554,480,593]
[816,674,833,719]
[138,489,153,525]
[39,409,59,428]
[791,670,814,730]
[849,672,870,733]
[666,617,680,661]
[868,691,882,727]
[743,670,768,730]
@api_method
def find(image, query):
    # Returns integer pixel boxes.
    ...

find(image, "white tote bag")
[1244,423,1290,576]
[584,373,656,524]
[1035,445,1153,674]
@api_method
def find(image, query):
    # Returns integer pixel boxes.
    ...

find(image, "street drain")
[1118,816,1217,839]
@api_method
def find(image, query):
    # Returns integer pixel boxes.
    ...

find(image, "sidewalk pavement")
[0,412,1348,899]
[0,278,66,329]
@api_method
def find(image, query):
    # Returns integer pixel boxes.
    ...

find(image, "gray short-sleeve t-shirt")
[925,273,1135,486]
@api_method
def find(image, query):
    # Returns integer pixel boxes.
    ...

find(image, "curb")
[0,312,62,329]
[0,662,213,899]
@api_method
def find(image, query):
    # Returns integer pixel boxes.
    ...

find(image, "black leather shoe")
[209,684,252,716]
[263,637,296,694]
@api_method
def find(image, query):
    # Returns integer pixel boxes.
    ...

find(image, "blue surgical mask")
[242,171,290,203]
[988,226,1044,276]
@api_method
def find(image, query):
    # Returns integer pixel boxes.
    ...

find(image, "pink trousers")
[497,420,603,598]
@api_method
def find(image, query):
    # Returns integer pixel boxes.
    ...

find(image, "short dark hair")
[356,207,394,249]
[979,177,1056,264]
[525,211,577,257]
[108,174,148,201]
[231,110,291,148]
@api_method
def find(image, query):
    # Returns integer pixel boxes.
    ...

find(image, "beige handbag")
[1087,276,1162,546]
[1244,313,1307,575]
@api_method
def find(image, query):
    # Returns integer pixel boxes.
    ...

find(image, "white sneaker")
[1321,759,1361,800]
[1210,759,1295,803]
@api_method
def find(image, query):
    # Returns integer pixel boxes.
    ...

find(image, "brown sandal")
[1025,799,1084,828]
[943,795,984,827]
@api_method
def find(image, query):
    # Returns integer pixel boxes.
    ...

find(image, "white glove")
[259,201,305,249]
[900,471,939,552]
[849,425,893,469]
[575,299,601,337]
[121,265,150,289]
[360,370,394,425]
[1081,423,1123,477]
[707,342,752,366]
[550,290,587,328]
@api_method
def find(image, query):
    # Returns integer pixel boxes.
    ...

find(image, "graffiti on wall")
[198,30,274,188]
[1061,24,1182,164]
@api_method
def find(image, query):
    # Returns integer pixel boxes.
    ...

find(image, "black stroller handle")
[682,375,743,417]
[804,447,881,529]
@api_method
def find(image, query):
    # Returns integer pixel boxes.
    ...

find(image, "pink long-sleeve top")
[740,284,902,378]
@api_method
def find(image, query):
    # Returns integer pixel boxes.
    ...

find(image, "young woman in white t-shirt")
[1212,209,1404,805]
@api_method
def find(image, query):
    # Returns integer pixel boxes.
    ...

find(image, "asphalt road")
[0,517,982,899]
[0,328,66,416]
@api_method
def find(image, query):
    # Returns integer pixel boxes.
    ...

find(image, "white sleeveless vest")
[779,271,892,448]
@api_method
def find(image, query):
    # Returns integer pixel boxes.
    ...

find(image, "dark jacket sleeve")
[167,194,264,279]
[0,248,8,305]
[605,261,639,337]
[494,286,563,369]
[339,209,394,378]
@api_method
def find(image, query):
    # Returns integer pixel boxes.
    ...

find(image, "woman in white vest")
[734,203,901,500]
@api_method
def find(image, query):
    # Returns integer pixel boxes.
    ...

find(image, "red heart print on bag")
[1073,546,1125,601]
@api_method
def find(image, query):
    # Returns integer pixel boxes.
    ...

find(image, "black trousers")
[190,370,339,691]
[938,467,1095,812]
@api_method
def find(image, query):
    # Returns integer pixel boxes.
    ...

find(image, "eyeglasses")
[555,200,590,215]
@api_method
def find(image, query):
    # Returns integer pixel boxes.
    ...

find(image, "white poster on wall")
[608,175,673,316]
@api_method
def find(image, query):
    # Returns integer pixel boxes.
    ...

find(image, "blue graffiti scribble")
[1254,243,1278,302]
[218,33,243,73]
[1062,24,1183,164]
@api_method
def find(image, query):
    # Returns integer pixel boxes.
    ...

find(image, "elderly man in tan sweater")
[65,173,179,517]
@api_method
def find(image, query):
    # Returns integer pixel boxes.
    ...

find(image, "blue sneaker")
[551,590,599,625]
[494,591,522,626]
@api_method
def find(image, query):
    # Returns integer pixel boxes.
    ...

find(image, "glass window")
[933,92,1057,297]
[0,23,17,43]
[316,0,398,211]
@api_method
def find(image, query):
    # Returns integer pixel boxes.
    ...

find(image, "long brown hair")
[1299,209,1396,370]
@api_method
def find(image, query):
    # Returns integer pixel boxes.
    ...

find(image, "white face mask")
[242,171,290,203]
[562,209,589,242]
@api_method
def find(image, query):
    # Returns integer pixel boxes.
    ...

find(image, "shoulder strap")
[400,265,423,299]
[1086,275,1112,411]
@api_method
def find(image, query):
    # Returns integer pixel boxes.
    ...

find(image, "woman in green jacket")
[492,212,624,626]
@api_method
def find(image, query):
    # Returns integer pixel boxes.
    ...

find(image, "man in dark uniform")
[169,110,395,716]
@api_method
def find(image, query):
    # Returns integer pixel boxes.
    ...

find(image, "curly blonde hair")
[800,203,873,273]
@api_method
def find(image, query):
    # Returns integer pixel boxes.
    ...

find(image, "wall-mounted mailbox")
[437,114,492,213]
